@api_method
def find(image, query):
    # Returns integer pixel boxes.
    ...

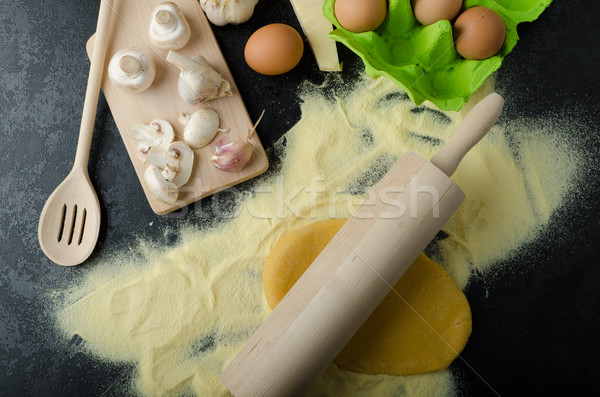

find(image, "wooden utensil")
[86,0,268,215]
[38,0,114,267]
[221,93,505,397]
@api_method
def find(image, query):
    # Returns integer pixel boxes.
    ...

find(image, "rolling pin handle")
[430,93,505,176]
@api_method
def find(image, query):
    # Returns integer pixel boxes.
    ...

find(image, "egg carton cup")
[323,0,553,111]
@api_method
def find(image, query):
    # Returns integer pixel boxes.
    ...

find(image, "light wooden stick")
[221,93,505,397]
[74,0,114,170]
[430,93,505,176]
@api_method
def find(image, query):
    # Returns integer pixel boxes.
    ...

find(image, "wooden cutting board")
[87,0,268,215]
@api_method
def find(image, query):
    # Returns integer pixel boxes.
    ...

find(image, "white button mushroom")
[180,108,228,148]
[108,48,156,93]
[129,120,195,203]
[148,2,191,50]
[143,141,194,202]
[165,50,232,104]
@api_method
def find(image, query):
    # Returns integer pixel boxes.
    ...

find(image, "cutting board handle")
[430,93,504,176]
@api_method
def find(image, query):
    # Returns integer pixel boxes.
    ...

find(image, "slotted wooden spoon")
[38,0,114,266]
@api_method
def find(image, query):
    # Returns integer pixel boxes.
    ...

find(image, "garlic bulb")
[200,0,259,26]
[166,50,232,104]
[211,138,253,172]
[211,109,265,172]
[148,2,191,50]
[108,48,156,93]
[180,109,228,148]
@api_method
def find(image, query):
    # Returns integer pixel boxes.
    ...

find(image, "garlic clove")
[148,2,191,50]
[108,48,156,93]
[166,50,232,104]
[180,108,225,148]
[211,138,253,172]
[144,165,178,203]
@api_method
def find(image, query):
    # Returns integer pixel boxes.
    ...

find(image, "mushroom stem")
[119,55,142,76]
[148,2,191,50]
[179,112,192,126]
[109,48,155,93]
[166,50,201,73]
[155,9,175,28]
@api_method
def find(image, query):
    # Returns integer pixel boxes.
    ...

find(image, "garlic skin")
[108,48,156,93]
[166,50,232,104]
[200,0,259,26]
[180,109,227,148]
[211,138,253,172]
[148,2,191,50]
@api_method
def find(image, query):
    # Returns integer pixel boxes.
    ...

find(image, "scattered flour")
[55,75,583,396]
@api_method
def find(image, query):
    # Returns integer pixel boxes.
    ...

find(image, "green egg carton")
[323,0,553,111]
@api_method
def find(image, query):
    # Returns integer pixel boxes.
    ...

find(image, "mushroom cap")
[183,108,221,148]
[108,48,156,93]
[148,2,191,50]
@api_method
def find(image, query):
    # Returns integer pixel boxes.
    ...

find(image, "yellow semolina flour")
[55,75,583,396]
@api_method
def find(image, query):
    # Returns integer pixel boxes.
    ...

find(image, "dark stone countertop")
[1,0,599,396]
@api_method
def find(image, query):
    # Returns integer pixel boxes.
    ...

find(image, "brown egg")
[244,24,304,75]
[412,0,463,26]
[334,0,387,33]
[453,6,506,60]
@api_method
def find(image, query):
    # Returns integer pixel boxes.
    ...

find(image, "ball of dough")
[263,219,472,375]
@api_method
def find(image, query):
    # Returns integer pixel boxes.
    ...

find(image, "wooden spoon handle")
[74,0,114,170]
[430,93,505,176]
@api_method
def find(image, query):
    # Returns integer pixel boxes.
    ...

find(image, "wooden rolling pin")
[221,93,505,396]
